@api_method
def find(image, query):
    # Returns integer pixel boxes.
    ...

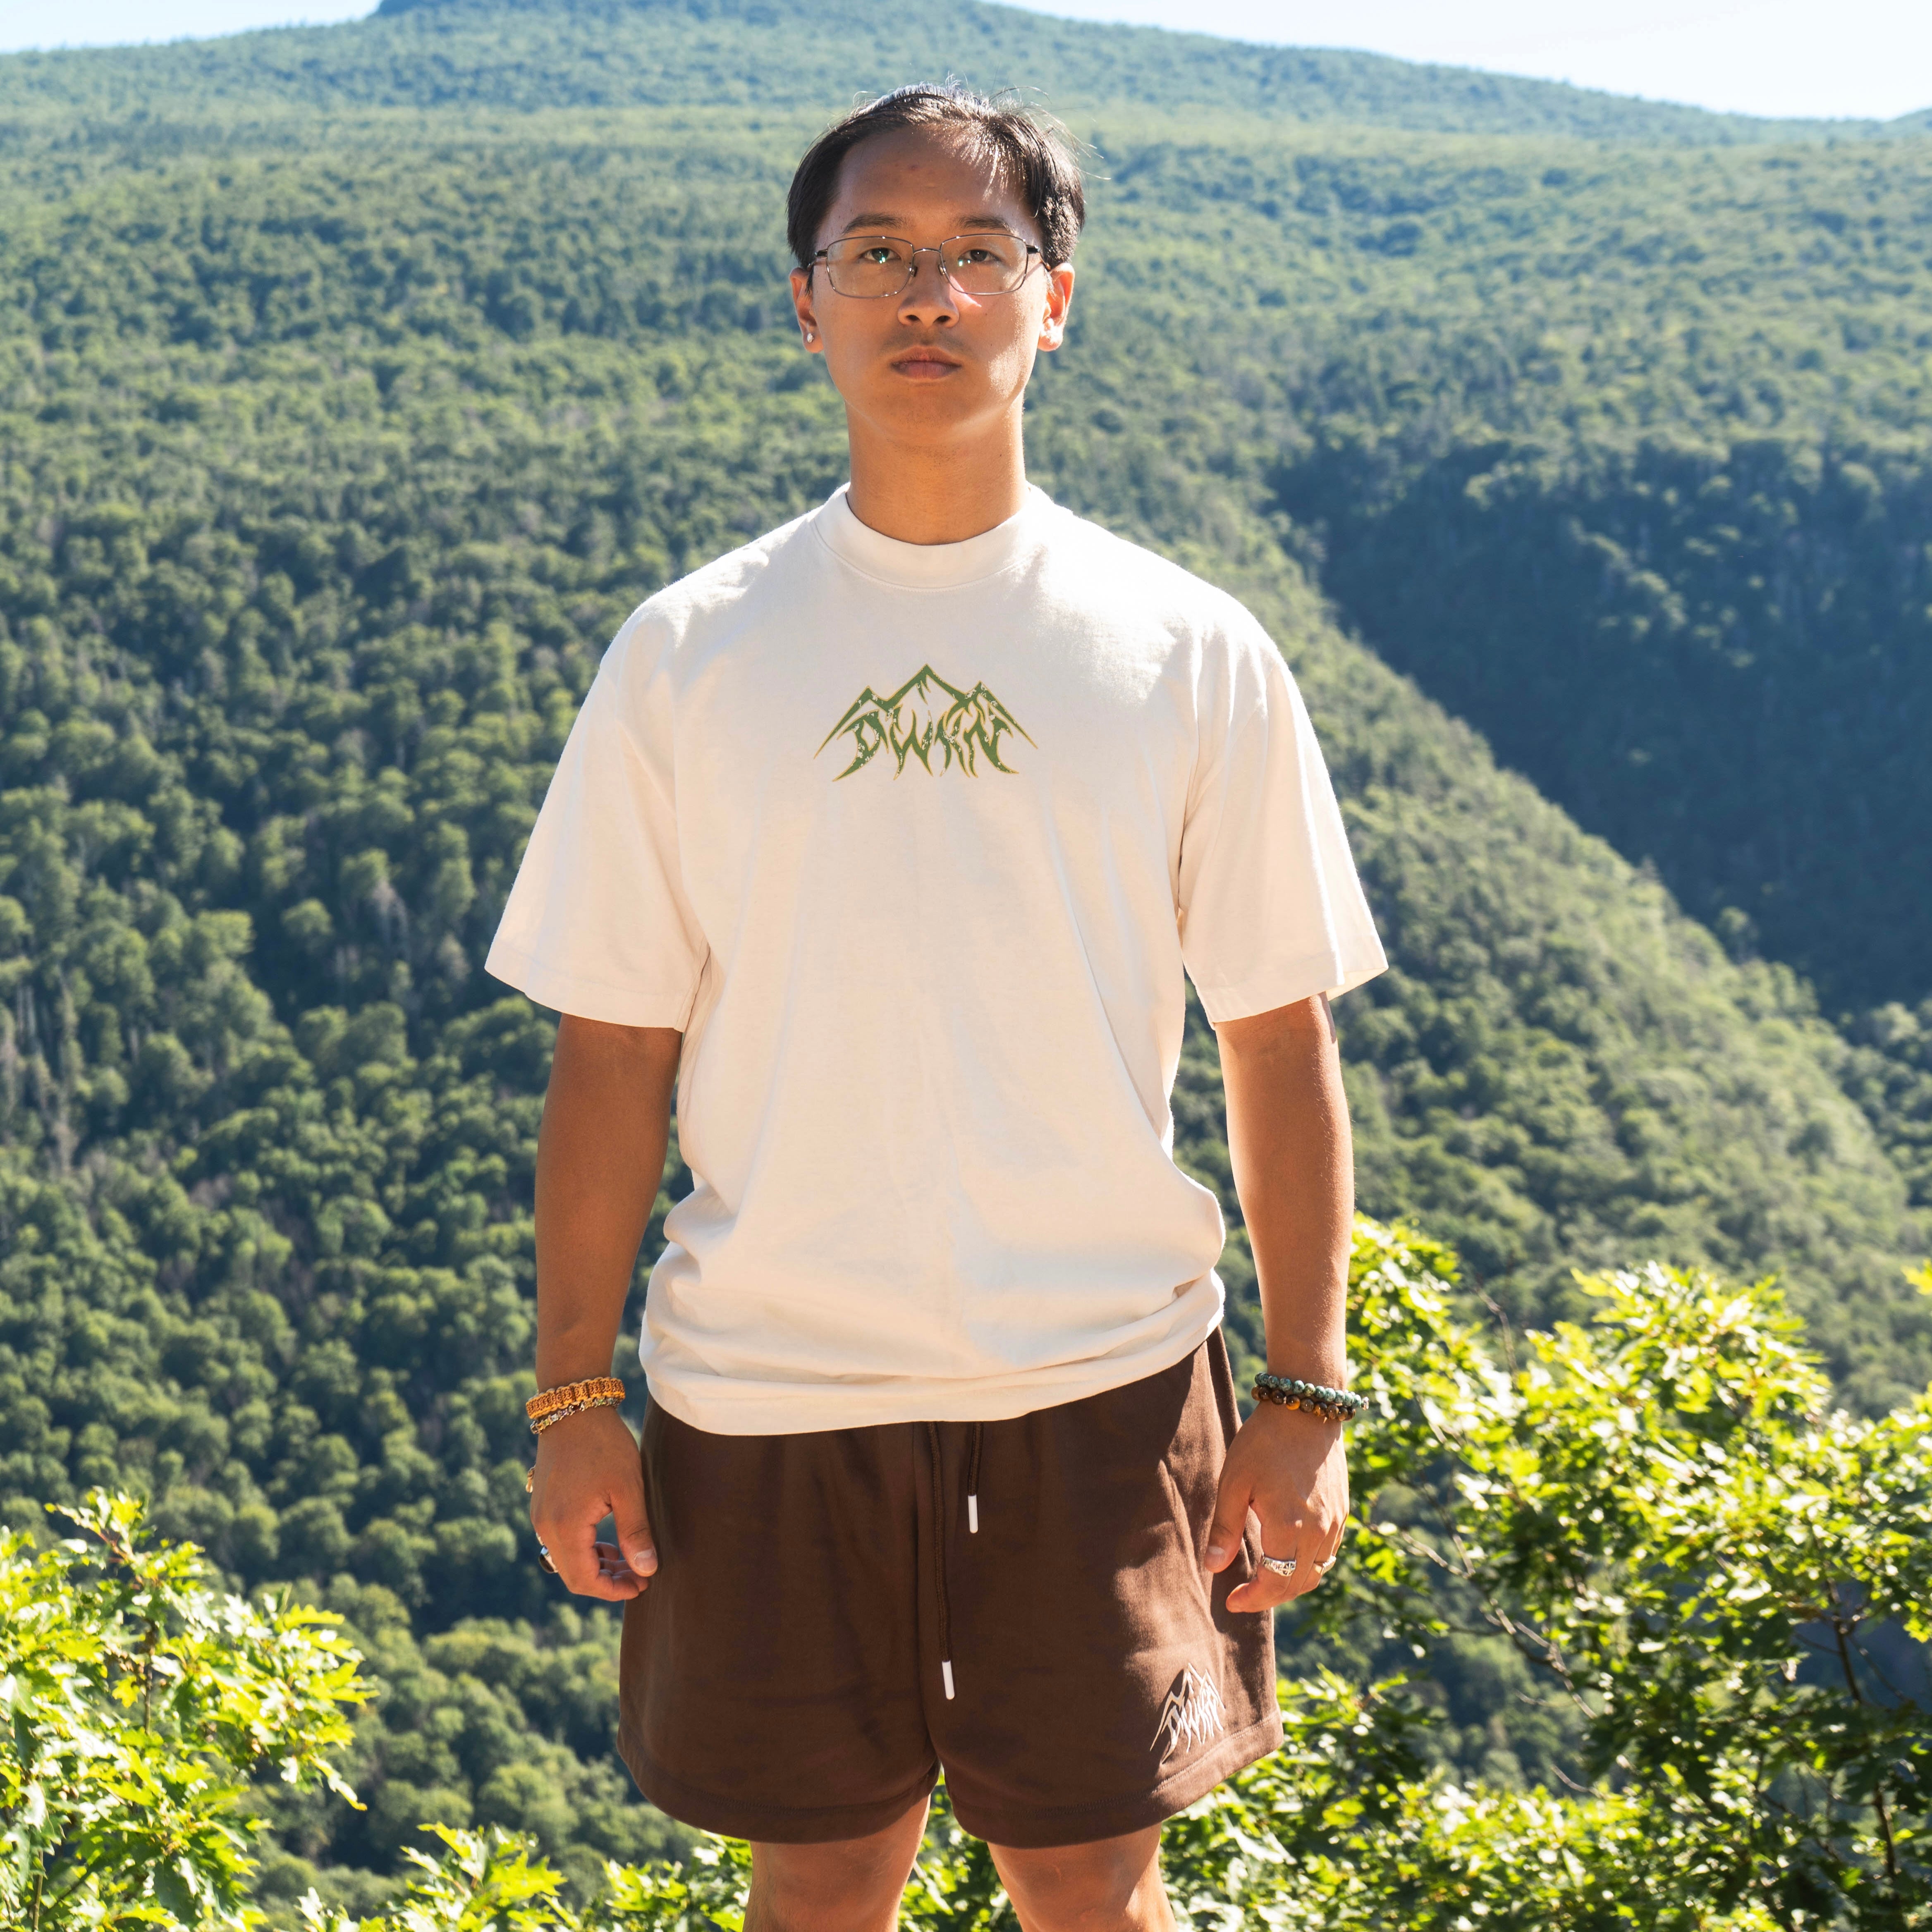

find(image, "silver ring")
[535,1542,559,1576]
[1258,1554,1297,1578]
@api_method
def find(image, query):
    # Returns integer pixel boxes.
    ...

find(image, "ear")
[789,265,822,352]
[1038,263,1075,352]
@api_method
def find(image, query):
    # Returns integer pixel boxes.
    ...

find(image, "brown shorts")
[616,1331,1281,1848]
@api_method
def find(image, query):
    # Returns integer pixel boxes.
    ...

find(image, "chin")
[866,384,988,424]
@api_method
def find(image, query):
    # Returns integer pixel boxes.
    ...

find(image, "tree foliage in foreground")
[0,1491,364,1931]
[7,1224,1927,1928]
[1317,1225,1932,1927]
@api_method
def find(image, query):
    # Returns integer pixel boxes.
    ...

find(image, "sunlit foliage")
[0,1490,365,1930]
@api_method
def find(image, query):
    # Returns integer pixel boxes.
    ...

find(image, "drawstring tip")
[968,1494,979,1534]
[942,1660,956,1701]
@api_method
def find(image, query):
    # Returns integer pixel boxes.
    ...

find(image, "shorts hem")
[945,1705,1286,1849]
[617,1725,939,1844]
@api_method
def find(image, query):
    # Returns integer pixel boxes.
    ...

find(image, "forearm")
[1215,994,1353,1387]
[534,1014,682,1389]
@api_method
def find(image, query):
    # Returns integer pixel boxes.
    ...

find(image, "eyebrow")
[836,213,1019,236]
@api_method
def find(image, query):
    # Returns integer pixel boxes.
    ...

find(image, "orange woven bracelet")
[526,1376,626,1423]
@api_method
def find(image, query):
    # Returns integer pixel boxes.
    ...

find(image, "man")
[489,82,1385,1932]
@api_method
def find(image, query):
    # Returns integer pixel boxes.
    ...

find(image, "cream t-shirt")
[487,485,1386,1434]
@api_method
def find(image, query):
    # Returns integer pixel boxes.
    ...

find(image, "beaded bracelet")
[526,1376,625,1424]
[1251,1372,1365,1424]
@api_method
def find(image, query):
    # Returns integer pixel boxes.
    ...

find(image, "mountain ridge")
[2,0,1924,142]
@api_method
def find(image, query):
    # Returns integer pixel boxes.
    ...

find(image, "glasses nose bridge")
[899,243,961,306]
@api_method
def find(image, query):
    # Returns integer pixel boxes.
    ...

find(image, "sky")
[1,0,1928,122]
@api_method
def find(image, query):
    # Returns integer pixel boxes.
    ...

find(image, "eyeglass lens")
[820,234,1033,298]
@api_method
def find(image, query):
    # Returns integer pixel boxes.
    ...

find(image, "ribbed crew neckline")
[813,483,1049,589]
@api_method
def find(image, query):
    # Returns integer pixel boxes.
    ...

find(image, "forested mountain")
[0,0,1918,141]
[1,0,1929,1909]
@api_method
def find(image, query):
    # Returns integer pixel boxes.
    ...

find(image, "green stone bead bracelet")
[1251,1372,1365,1423]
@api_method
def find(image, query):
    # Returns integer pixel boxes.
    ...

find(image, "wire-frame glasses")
[813,232,1042,299]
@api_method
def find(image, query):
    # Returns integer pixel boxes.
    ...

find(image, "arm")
[528,1013,683,1600]
[1203,992,1352,1609]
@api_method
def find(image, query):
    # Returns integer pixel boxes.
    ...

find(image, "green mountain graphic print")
[816,665,1035,779]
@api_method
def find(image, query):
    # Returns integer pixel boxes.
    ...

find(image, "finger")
[533,1525,592,1596]
[1225,1500,1309,1612]
[593,1539,650,1585]
[1297,1510,1346,1576]
[608,1468,659,1581]
[1227,1518,1346,1612]
[1203,1471,1255,1575]
[1215,1546,1335,1607]
[532,1504,627,1599]
[1227,1564,1314,1612]
[546,1545,649,1600]
[1229,1547,1334,1610]
[567,1532,653,1599]
[570,1572,648,1600]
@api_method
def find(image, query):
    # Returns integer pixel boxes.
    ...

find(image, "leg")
[744,1792,930,1932]
[990,1824,1175,1932]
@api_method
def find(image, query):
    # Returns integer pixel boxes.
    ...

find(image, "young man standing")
[489,84,1385,1932]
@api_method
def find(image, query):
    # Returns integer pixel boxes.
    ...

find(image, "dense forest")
[0,0,1928,1911]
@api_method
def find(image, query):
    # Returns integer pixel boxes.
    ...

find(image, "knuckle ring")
[535,1541,560,1576]
[1258,1554,1298,1578]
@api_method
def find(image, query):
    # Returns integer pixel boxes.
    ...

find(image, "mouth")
[890,347,964,378]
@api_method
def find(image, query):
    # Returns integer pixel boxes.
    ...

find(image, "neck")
[844,411,1029,545]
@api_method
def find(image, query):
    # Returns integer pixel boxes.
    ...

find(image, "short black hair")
[786,83,1086,275]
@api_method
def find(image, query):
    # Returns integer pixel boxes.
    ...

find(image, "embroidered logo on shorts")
[1153,1664,1227,1761]
[816,665,1034,779]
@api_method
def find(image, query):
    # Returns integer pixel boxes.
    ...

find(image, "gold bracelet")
[526,1376,626,1423]
[529,1393,625,1437]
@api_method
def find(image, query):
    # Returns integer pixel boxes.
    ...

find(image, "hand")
[527,1407,659,1600]
[1203,1401,1349,1610]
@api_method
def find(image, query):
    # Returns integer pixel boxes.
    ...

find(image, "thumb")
[610,1471,658,1579]
[1203,1462,1253,1575]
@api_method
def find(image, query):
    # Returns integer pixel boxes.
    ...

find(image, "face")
[789,125,1075,454]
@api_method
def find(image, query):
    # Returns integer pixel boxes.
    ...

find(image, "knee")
[745,1852,906,1932]
[992,1827,1172,1932]
[744,1803,927,1932]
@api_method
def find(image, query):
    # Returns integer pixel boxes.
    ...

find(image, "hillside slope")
[0,0,1912,141]
[980,126,1932,1023]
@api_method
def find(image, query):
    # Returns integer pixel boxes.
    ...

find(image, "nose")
[895,249,960,328]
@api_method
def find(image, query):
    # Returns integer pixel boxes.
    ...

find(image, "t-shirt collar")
[813,482,1049,589]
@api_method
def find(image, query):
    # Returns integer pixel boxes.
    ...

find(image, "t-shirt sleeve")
[1177,613,1387,1023]
[484,611,708,1028]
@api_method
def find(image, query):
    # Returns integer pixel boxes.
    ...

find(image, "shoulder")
[603,505,822,679]
[1035,500,1256,629]
[1035,501,1274,659]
